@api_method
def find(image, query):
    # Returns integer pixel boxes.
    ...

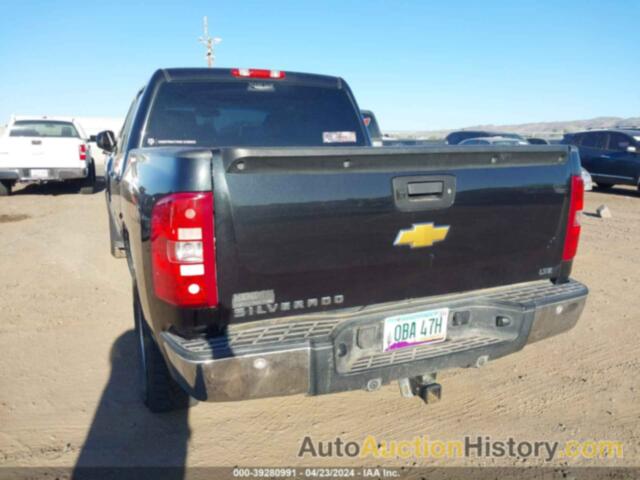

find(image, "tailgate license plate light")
[30,169,49,179]
[383,308,449,352]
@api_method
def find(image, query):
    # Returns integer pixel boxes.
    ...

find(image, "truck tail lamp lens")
[562,175,584,261]
[151,192,218,307]
[79,144,87,161]
[167,240,203,263]
[231,68,285,79]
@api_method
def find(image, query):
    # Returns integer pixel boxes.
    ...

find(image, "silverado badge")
[394,223,450,249]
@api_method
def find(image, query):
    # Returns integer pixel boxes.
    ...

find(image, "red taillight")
[562,175,584,261]
[79,144,87,161]
[231,68,285,79]
[151,192,218,307]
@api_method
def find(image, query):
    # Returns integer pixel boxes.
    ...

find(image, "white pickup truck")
[0,116,96,196]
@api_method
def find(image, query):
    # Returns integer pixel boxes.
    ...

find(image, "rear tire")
[0,181,12,197]
[596,182,614,190]
[79,163,96,194]
[134,287,192,413]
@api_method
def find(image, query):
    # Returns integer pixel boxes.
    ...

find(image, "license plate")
[383,308,449,352]
[30,169,49,179]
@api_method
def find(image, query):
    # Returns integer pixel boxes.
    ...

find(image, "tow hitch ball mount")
[398,374,442,404]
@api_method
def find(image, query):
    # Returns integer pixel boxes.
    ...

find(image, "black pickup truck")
[98,68,588,413]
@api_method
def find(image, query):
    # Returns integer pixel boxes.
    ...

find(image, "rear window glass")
[143,81,366,147]
[446,131,485,145]
[446,131,523,144]
[9,120,79,138]
[500,133,524,140]
[581,132,607,149]
[607,133,631,151]
[493,139,524,145]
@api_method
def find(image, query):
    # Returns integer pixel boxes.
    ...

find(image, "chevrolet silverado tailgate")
[212,146,573,322]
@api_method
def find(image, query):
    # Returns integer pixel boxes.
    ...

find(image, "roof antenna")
[198,16,222,68]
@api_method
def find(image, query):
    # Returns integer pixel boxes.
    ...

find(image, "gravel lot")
[0,180,638,473]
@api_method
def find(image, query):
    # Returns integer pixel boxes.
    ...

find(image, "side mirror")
[96,130,116,153]
[88,135,97,143]
[627,145,637,154]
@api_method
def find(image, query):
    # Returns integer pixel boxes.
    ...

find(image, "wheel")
[134,287,192,413]
[0,180,12,196]
[79,162,96,194]
[596,182,614,190]
[108,213,126,258]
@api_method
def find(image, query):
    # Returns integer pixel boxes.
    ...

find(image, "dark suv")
[562,129,640,190]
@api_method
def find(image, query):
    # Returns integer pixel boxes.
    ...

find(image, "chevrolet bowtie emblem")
[394,223,450,249]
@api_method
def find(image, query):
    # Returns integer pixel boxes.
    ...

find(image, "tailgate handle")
[393,175,456,212]
[31,140,42,145]
[407,181,443,197]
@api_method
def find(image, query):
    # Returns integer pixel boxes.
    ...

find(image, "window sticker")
[248,82,275,92]
[323,131,357,144]
[157,140,197,145]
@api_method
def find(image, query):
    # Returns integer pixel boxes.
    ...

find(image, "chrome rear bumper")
[161,279,588,402]
[0,167,87,181]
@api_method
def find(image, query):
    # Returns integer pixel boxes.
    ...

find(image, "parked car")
[527,137,549,145]
[445,130,525,145]
[459,136,529,146]
[562,129,640,190]
[0,116,96,196]
[382,137,437,147]
[98,67,588,413]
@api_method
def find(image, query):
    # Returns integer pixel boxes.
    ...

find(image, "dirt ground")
[0,180,638,473]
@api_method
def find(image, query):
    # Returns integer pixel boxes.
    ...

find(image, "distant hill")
[387,116,640,140]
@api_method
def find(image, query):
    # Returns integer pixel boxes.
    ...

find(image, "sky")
[0,0,638,131]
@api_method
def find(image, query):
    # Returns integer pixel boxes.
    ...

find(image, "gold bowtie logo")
[394,223,450,249]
